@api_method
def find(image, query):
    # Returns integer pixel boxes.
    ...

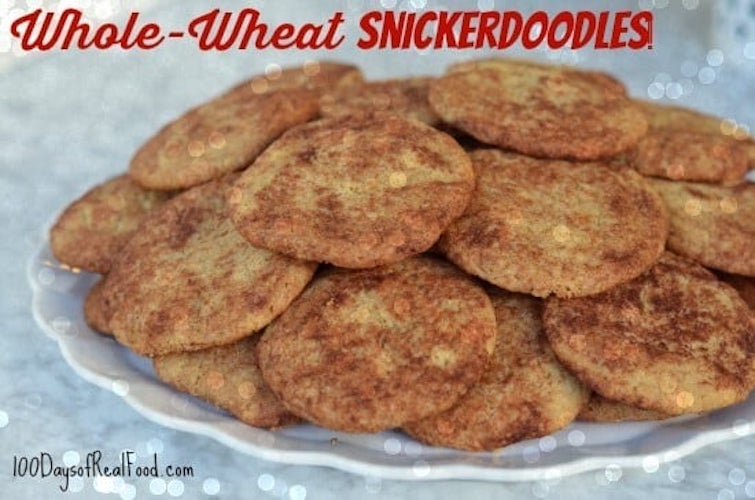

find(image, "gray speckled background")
[1,1,754,499]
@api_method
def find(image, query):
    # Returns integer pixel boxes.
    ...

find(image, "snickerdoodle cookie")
[256,257,497,433]
[229,114,474,268]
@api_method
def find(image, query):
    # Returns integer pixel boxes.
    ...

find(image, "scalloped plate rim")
[27,236,755,482]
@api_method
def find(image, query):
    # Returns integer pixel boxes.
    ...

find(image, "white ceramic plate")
[28,241,755,481]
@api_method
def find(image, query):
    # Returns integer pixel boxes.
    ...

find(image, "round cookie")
[319,77,439,125]
[129,88,319,190]
[403,290,588,452]
[636,99,755,171]
[429,62,647,159]
[49,174,173,274]
[577,394,671,423]
[649,179,755,276]
[448,57,627,96]
[256,257,497,433]
[631,130,748,183]
[439,150,669,298]
[544,252,755,415]
[83,278,112,336]
[637,100,727,134]
[102,175,317,356]
[221,61,363,99]
[228,113,474,269]
[154,336,299,429]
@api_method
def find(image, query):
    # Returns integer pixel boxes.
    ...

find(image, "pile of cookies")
[50,59,754,452]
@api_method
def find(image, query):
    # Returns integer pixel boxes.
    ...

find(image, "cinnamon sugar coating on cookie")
[635,99,755,171]
[130,89,319,190]
[544,252,755,415]
[429,61,647,159]
[50,174,173,274]
[229,113,474,268]
[404,290,587,451]
[131,63,360,191]
[154,336,299,429]
[319,77,439,125]
[448,57,628,96]
[650,179,755,277]
[631,130,748,183]
[439,150,669,297]
[103,176,317,356]
[256,257,497,433]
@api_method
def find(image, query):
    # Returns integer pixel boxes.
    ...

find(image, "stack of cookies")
[50,59,755,452]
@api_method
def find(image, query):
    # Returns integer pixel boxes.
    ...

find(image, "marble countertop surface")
[1,1,753,499]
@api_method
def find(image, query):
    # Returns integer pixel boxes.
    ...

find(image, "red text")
[10,9,163,50]
[357,10,654,50]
